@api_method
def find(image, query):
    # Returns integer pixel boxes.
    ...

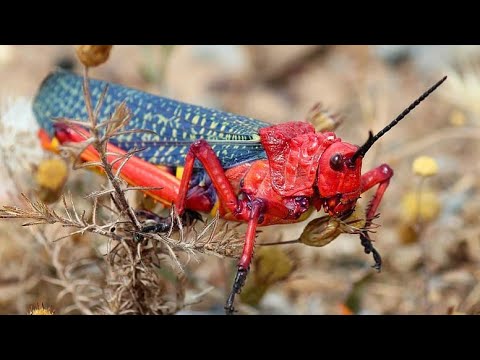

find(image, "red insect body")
[171,127,394,278]
[40,75,447,314]
[44,121,392,269]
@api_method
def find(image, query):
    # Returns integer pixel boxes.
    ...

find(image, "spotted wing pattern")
[33,70,270,168]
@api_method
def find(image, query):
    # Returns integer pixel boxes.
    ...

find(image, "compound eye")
[329,153,343,171]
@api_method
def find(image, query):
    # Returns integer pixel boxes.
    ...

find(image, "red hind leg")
[358,164,394,271]
[175,139,240,216]
[42,126,214,212]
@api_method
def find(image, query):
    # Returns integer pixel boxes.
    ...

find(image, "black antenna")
[350,76,447,164]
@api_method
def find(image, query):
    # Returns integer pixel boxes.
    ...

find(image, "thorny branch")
[81,66,141,230]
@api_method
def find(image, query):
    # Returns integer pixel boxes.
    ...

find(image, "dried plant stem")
[0,61,245,315]
[81,66,141,231]
[31,227,96,315]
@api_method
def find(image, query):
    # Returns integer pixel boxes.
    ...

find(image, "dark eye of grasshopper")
[329,153,344,171]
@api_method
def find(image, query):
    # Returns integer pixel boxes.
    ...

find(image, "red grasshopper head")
[317,140,362,216]
[315,75,448,218]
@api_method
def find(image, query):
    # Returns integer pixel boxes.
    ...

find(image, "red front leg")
[359,163,394,271]
[360,163,394,222]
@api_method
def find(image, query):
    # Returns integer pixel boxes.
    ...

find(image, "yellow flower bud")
[35,158,69,203]
[35,158,68,191]
[412,156,439,177]
[449,109,466,127]
[75,45,112,67]
[401,190,441,222]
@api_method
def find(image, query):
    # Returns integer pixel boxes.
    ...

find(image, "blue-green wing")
[33,70,270,168]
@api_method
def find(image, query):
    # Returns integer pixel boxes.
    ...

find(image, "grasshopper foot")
[134,209,203,241]
[224,267,248,315]
[360,231,382,272]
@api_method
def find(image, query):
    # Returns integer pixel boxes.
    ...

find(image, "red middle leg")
[225,199,264,314]
[174,139,265,314]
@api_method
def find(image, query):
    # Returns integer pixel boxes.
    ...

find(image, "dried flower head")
[29,304,55,315]
[299,205,366,247]
[75,45,113,67]
[307,102,342,132]
[412,156,439,177]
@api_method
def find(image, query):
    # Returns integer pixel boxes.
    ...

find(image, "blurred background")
[1,45,480,315]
